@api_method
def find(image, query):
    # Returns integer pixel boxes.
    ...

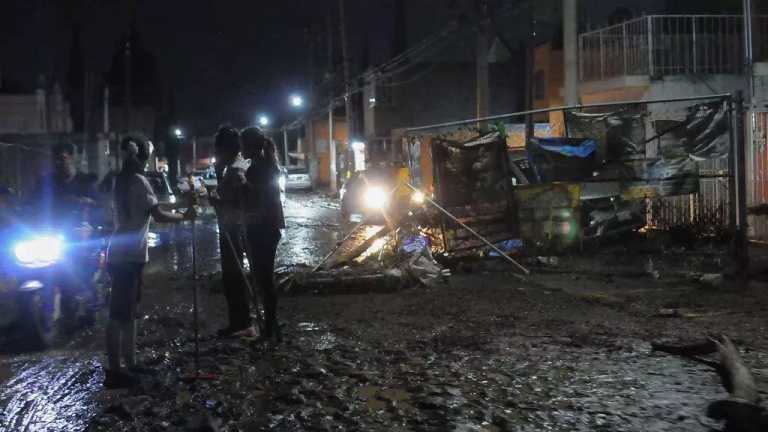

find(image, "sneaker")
[103,370,137,389]
[233,326,258,339]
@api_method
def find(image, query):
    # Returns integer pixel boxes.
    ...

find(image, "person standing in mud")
[210,126,255,338]
[241,127,285,343]
[105,136,196,388]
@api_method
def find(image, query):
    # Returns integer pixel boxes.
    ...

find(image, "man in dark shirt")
[28,142,100,330]
[30,142,97,225]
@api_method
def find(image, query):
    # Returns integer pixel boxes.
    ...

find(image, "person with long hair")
[210,126,254,338]
[104,136,196,388]
[241,127,285,343]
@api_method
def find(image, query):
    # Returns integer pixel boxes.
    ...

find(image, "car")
[143,171,178,208]
[177,175,206,195]
[284,166,313,191]
[192,168,218,191]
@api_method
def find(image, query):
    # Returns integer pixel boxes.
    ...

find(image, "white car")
[284,167,313,191]
[192,168,218,191]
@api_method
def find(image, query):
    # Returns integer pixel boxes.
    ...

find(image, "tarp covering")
[566,110,647,160]
[538,138,598,158]
[526,138,597,183]
[655,101,730,160]
[561,100,732,198]
[431,131,510,207]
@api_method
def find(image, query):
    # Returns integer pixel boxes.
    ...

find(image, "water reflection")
[0,354,101,432]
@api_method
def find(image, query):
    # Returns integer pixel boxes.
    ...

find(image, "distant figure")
[29,142,97,225]
[104,136,195,389]
[210,126,254,338]
[242,127,285,343]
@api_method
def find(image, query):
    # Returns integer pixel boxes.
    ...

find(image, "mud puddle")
[0,353,102,432]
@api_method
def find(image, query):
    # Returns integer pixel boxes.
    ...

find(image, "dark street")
[3,192,768,431]
[2,0,768,430]
[0,192,341,431]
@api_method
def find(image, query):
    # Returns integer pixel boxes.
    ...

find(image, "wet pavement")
[0,192,341,432]
[1,191,767,431]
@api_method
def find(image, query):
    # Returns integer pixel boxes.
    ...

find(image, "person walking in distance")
[241,127,284,343]
[104,136,195,388]
[210,126,255,338]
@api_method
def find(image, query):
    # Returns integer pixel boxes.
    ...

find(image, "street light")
[174,128,183,138]
[289,94,304,108]
[258,114,270,127]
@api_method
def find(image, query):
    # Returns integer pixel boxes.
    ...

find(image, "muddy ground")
[2,192,768,431]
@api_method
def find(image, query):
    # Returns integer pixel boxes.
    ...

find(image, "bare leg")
[121,319,137,368]
[106,319,122,372]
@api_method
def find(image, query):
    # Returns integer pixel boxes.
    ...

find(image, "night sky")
[0,0,752,135]
[0,0,399,134]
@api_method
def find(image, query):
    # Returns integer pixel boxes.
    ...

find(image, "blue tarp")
[536,138,598,158]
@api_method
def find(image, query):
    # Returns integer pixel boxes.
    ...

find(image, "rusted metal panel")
[514,183,582,251]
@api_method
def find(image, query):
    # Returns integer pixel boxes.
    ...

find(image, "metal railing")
[580,15,766,81]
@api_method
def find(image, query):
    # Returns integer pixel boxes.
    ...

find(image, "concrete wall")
[0,88,72,134]
[309,116,348,185]
[0,94,46,133]
[364,62,521,141]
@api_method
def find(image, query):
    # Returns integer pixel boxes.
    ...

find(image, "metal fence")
[580,15,766,81]
[649,158,730,232]
[749,111,768,240]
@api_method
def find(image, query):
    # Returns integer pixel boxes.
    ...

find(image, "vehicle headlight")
[14,235,64,268]
[363,186,388,210]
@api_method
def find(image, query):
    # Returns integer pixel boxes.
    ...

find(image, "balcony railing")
[579,15,767,82]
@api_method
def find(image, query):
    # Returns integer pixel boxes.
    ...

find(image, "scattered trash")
[489,239,524,257]
[535,256,560,267]
[696,273,724,289]
[644,257,660,279]
[400,235,448,287]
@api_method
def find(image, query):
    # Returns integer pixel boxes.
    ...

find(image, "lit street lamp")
[174,128,183,138]
[258,114,270,127]
[289,94,304,108]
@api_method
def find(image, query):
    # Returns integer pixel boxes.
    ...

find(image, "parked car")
[284,166,313,191]
[144,171,178,208]
[177,175,206,195]
[192,167,218,191]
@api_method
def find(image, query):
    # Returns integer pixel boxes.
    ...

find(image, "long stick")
[402,182,530,275]
[312,221,365,272]
[222,229,265,333]
[191,214,200,376]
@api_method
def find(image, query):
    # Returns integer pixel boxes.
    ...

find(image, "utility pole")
[735,90,749,270]
[327,11,338,194]
[524,4,536,140]
[339,0,353,150]
[329,103,337,193]
[476,0,491,121]
[192,136,197,171]
[283,127,290,166]
[744,0,755,101]
[124,41,132,133]
[103,86,110,134]
[306,25,316,170]
[563,0,579,106]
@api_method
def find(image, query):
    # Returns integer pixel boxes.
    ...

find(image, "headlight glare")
[363,186,388,210]
[14,235,64,268]
[411,190,425,204]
